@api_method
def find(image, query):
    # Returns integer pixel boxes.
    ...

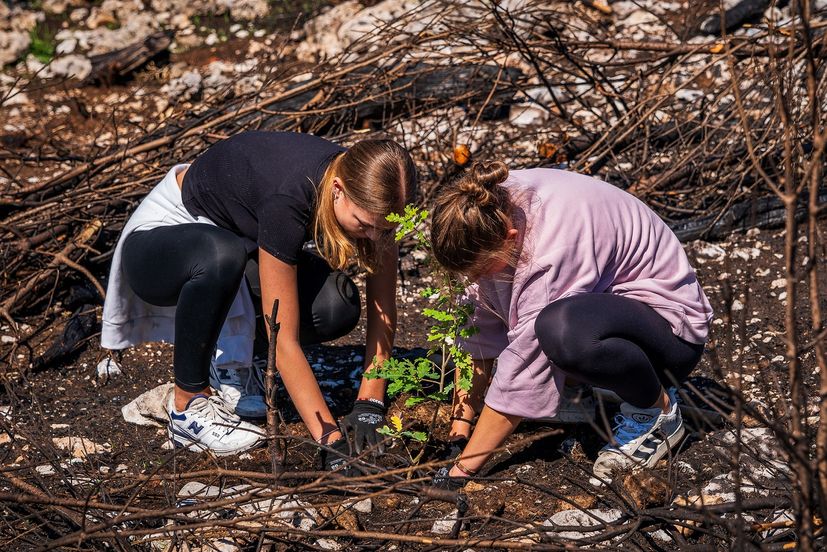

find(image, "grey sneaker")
[593,388,685,481]
[209,357,267,419]
[168,394,263,456]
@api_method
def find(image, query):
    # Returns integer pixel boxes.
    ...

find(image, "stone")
[544,508,623,539]
[97,357,122,378]
[431,508,458,534]
[509,103,549,126]
[36,464,57,475]
[0,30,30,66]
[161,69,202,101]
[52,436,111,458]
[349,498,372,513]
[121,383,174,427]
[56,38,78,55]
[295,0,363,62]
[692,242,726,260]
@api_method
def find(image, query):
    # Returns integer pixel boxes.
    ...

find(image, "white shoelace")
[190,395,241,424]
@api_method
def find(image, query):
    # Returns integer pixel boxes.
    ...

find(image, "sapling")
[367,205,476,463]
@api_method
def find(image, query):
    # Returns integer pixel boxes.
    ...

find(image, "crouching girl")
[430,161,712,482]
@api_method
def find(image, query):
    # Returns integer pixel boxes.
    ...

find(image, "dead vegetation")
[0,0,826,549]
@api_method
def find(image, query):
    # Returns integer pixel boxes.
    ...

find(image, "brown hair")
[314,139,416,272]
[431,161,515,277]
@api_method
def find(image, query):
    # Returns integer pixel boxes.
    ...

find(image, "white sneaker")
[209,357,267,419]
[168,394,263,456]
[593,388,685,481]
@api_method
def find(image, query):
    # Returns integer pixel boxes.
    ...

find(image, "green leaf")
[403,431,428,442]
[404,396,426,407]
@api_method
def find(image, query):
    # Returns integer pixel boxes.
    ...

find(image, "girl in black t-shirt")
[101,132,416,468]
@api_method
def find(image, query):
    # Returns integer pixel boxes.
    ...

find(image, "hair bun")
[457,161,508,207]
[471,161,508,189]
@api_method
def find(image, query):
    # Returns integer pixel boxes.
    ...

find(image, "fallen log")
[83,30,175,85]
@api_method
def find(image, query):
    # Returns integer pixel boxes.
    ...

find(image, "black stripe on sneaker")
[632,436,663,459]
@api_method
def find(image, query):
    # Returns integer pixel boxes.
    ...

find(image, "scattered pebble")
[97,357,122,378]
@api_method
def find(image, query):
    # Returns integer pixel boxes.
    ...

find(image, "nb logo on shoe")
[188,421,204,435]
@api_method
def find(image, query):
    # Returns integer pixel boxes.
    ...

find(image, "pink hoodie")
[459,169,713,419]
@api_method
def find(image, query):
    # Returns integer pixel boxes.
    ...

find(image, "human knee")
[302,272,361,344]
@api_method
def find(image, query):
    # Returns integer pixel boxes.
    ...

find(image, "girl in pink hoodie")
[430,162,713,483]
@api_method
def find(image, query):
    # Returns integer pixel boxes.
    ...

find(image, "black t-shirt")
[182,131,346,264]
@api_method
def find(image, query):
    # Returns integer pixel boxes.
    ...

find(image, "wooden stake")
[265,298,284,477]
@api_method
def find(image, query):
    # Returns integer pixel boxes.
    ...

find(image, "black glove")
[443,437,468,462]
[320,436,359,476]
[341,399,387,454]
[432,466,468,491]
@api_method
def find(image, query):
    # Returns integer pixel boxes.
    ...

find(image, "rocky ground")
[1,0,826,550]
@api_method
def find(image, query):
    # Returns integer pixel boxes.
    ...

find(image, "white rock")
[316,539,342,551]
[349,498,373,513]
[770,278,786,289]
[295,0,365,62]
[621,9,659,27]
[731,299,744,311]
[56,38,78,55]
[0,335,16,343]
[431,508,458,534]
[544,508,623,539]
[36,464,56,475]
[693,242,726,260]
[162,69,202,101]
[205,32,218,46]
[223,0,270,21]
[0,31,31,66]
[97,357,122,378]
[70,8,89,23]
[509,103,548,126]
[52,436,111,458]
[238,496,317,531]
[675,89,704,102]
[121,383,174,427]
[49,55,93,80]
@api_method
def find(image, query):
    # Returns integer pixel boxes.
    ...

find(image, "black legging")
[534,293,704,408]
[121,224,361,392]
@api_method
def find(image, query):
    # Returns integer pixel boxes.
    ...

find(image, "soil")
[2,214,824,548]
[1,2,825,549]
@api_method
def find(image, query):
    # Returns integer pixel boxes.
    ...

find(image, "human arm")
[449,358,494,440]
[341,243,398,452]
[449,405,522,477]
[258,248,341,444]
[358,243,398,400]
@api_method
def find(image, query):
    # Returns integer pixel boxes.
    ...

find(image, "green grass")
[29,23,56,64]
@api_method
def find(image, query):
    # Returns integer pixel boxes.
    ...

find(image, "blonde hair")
[314,139,416,272]
[431,161,515,277]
